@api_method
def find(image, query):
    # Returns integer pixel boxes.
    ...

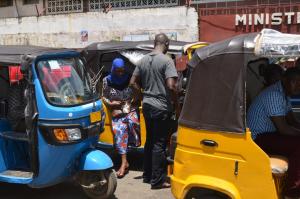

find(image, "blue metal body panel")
[80,150,113,170]
[0,120,11,172]
[5,140,30,170]
[29,130,99,188]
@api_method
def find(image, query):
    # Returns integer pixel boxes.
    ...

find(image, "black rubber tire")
[82,169,117,199]
[186,194,226,199]
[185,189,229,199]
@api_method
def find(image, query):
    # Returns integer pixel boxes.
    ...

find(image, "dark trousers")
[255,133,300,197]
[142,104,172,187]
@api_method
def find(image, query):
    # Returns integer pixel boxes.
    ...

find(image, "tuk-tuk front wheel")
[78,169,117,199]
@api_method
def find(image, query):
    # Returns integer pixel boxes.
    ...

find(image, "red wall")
[198,3,300,42]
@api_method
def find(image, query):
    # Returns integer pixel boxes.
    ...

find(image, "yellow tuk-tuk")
[82,40,194,151]
[170,29,300,199]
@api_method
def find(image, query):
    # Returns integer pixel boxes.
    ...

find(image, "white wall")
[0,6,199,48]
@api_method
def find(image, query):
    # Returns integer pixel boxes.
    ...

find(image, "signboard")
[199,4,300,42]
[236,12,300,26]
[80,30,88,43]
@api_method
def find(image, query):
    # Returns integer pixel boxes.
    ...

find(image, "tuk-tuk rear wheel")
[185,188,230,199]
[186,194,228,199]
[80,169,117,199]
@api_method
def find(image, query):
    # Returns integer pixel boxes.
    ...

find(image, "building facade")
[0,0,198,47]
[0,0,185,18]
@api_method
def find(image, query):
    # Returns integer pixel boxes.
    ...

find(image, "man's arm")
[166,77,180,118]
[271,116,300,136]
[129,75,142,103]
[286,111,300,129]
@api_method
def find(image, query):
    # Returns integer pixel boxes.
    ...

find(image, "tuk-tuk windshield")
[37,57,94,106]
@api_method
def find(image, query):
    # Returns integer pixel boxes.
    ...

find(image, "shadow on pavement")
[0,150,144,199]
[102,148,145,172]
[0,181,118,199]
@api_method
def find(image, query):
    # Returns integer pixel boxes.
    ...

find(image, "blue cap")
[112,58,125,69]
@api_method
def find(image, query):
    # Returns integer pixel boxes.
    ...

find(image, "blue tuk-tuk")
[0,45,116,199]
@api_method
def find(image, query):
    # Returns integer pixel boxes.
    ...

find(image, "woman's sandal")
[116,166,129,179]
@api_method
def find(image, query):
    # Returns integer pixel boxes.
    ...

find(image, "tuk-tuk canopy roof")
[0,45,70,65]
[189,33,258,69]
[84,40,191,54]
[180,29,299,133]
[82,40,192,74]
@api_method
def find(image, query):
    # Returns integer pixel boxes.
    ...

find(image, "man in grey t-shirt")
[130,33,179,189]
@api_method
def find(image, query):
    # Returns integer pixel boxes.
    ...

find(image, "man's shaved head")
[154,33,169,46]
[154,33,169,53]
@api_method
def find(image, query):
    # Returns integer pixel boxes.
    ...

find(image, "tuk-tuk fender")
[80,150,113,170]
[174,175,241,199]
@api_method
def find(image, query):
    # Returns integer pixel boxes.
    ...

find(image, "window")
[0,0,13,7]
[47,0,83,14]
[89,0,179,11]
[23,0,39,4]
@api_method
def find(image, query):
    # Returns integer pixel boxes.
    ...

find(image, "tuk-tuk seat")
[270,155,288,197]
[270,155,288,175]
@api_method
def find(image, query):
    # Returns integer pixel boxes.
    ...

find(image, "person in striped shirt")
[247,67,300,199]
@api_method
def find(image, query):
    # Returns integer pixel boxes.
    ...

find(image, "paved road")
[0,152,173,199]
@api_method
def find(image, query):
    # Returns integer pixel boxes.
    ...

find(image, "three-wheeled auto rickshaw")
[170,29,300,199]
[0,45,116,199]
[82,40,196,151]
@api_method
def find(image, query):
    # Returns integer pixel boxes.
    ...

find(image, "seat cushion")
[269,155,288,175]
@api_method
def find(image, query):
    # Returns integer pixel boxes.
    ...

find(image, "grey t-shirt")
[133,52,178,112]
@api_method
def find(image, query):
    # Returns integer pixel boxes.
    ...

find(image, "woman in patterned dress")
[102,58,140,178]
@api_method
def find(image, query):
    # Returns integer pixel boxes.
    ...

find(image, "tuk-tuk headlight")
[65,128,82,140]
[53,128,82,142]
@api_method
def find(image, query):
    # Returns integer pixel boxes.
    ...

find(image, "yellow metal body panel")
[99,103,146,149]
[171,126,278,199]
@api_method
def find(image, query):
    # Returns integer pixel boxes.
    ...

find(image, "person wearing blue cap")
[102,58,140,178]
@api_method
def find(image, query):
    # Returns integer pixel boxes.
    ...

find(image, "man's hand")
[271,115,300,136]
[166,77,180,118]
[287,111,300,129]
[129,75,142,102]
